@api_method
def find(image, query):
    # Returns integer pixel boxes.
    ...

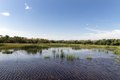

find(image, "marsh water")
[0,47,120,80]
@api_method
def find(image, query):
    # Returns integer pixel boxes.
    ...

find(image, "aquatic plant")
[60,52,65,59]
[2,50,13,54]
[66,54,76,61]
[0,44,4,46]
[55,54,59,58]
[72,47,81,50]
[52,50,56,54]
[44,56,50,59]
[114,49,120,55]
[86,56,93,60]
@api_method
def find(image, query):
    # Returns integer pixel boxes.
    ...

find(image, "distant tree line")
[0,35,120,45]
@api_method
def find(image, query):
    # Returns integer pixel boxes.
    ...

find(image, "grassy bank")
[0,43,120,54]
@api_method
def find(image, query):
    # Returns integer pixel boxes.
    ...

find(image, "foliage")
[0,35,120,46]
[66,54,76,61]
[114,49,120,55]
[44,56,50,59]
[86,56,93,60]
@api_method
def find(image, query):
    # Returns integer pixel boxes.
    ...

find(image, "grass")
[86,56,93,60]
[66,54,76,61]
[0,43,118,49]
[114,47,120,55]
[114,50,120,55]
[44,56,50,59]
[0,43,119,55]
[2,50,13,54]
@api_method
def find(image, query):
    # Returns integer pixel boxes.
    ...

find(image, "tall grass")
[66,54,76,61]
[0,43,119,55]
[44,56,50,59]
[86,56,93,60]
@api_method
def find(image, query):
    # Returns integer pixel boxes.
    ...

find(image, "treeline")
[0,35,120,45]
[0,35,49,43]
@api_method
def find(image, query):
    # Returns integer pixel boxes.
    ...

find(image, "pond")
[0,47,120,80]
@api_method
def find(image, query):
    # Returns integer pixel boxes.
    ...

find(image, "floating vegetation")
[114,49,120,55]
[52,50,56,54]
[60,52,65,59]
[44,56,50,59]
[55,54,59,58]
[72,47,81,50]
[0,44,4,46]
[21,45,48,54]
[86,56,93,60]
[66,54,76,61]
[2,50,13,54]
[61,49,64,53]
[105,50,109,53]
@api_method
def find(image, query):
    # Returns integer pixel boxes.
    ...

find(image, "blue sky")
[0,0,120,40]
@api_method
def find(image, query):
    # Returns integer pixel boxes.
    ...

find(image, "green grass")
[0,43,117,49]
[44,56,50,59]
[66,54,76,61]
[114,47,120,55]
[0,43,119,55]
[114,50,120,55]
[2,50,13,54]
[86,56,93,60]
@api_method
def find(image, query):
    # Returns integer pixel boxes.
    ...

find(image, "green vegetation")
[2,50,13,54]
[66,54,77,61]
[114,47,120,55]
[114,49,120,55]
[60,52,65,59]
[1,35,120,55]
[44,56,50,59]
[86,56,93,60]
[0,35,120,46]
[0,43,119,55]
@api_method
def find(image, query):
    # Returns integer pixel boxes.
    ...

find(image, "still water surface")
[0,47,120,80]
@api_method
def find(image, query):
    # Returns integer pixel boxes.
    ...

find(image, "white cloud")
[25,3,32,10]
[85,27,120,40]
[0,12,10,16]
[0,26,120,40]
[0,27,29,38]
[85,27,108,33]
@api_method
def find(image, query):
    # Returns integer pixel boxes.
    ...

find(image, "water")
[0,47,120,80]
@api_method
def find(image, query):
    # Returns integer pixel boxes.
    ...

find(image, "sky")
[0,0,120,40]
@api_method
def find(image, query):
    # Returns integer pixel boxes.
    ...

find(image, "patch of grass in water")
[72,47,81,50]
[60,52,65,59]
[86,56,93,60]
[114,49,120,55]
[56,54,59,58]
[44,56,50,59]
[66,54,76,61]
[0,44,4,46]
[115,59,120,64]
[2,50,13,54]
